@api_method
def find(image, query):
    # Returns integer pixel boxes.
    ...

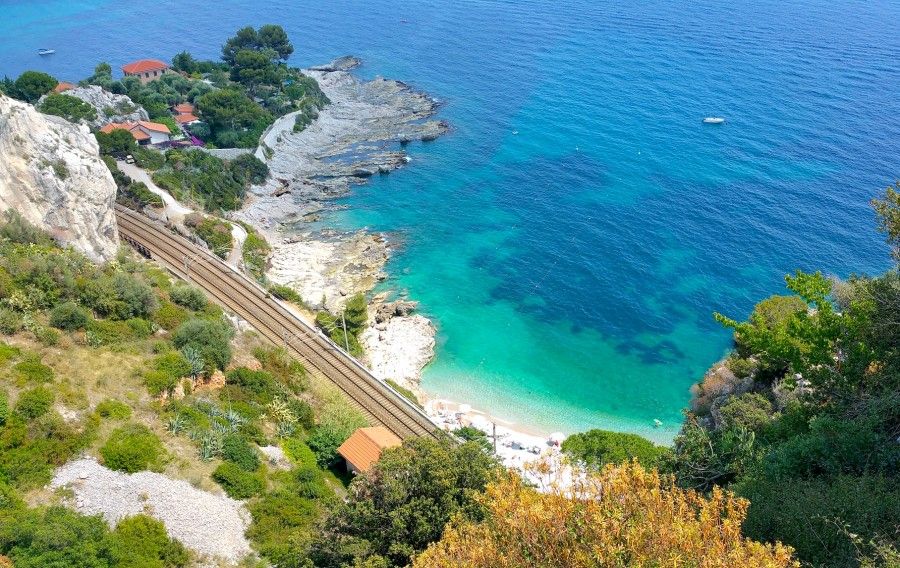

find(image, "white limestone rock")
[0,95,119,262]
[63,85,149,127]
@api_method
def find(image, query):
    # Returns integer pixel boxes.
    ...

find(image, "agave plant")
[180,346,205,379]
[166,413,186,435]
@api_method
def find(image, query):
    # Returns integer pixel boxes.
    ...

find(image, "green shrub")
[226,367,278,402]
[0,389,8,426]
[287,399,315,431]
[222,434,260,471]
[172,318,233,371]
[561,429,667,469]
[246,489,320,566]
[189,215,233,259]
[109,514,190,568]
[737,473,900,568]
[14,387,54,421]
[253,345,306,393]
[95,399,132,420]
[242,229,271,281]
[281,438,318,469]
[387,379,421,408]
[153,352,191,380]
[49,301,90,330]
[152,300,189,330]
[126,317,153,339]
[37,93,97,123]
[86,319,135,346]
[0,341,20,364]
[79,273,156,320]
[33,326,60,347]
[100,423,164,473]
[169,285,207,311]
[131,147,166,170]
[0,308,22,335]
[212,461,263,499]
[13,356,54,384]
[145,371,177,397]
[268,283,302,304]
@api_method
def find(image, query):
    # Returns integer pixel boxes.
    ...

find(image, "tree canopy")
[9,71,57,103]
[561,428,667,469]
[310,437,500,568]
[414,462,798,568]
[222,24,293,65]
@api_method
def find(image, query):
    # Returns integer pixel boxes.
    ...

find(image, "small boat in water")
[702,117,725,124]
[37,48,55,56]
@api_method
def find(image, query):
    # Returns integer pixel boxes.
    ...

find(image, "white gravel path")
[52,459,253,564]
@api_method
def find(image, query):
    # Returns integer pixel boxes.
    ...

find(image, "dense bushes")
[184,214,233,258]
[79,273,156,321]
[268,283,302,304]
[242,227,271,281]
[414,462,796,568]
[212,461,263,499]
[37,93,97,123]
[14,387,54,420]
[222,434,260,471]
[168,285,207,311]
[100,423,164,473]
[172,318,233,371]
[152,149,265,212]
[315,293,367,356]
[0,508,188,568]
[310,437,500,568]
[561,428,667,469]
[95,399,132,420]
[49,301,89,330]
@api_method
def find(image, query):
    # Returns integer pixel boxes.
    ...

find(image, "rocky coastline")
[235,56,447,386]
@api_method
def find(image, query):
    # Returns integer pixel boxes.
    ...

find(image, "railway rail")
[114,205,441,441]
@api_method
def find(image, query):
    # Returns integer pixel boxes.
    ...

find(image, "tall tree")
[10,71,57,103]
[872,181,900,262]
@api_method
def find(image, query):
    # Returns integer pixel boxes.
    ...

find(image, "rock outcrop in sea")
[237,56,449,311]
[235,57,447,385]
[0,94,119,262]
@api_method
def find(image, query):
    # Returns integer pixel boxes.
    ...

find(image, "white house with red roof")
[121,59,172,84]
[99,120,171,145]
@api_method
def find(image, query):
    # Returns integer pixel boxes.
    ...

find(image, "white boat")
[37,48,55,56]
[702,117,725,124]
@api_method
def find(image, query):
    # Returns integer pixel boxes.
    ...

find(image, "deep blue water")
[3,0,898,441]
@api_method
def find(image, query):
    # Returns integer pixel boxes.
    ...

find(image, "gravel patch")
[52,459,253,564]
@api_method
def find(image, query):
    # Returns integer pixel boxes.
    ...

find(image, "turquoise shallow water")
[2,0,898,442]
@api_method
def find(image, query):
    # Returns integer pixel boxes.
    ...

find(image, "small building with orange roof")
[173,102,194,114]
[100,120,171,145]
[337,426,402,474]
[53,81,76,93]
[121,59,172,84]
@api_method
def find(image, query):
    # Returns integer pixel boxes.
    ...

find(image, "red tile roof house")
[337,427,402,474]
[121,59,173,85]
[172,103,199,125]
[100,121,171,145]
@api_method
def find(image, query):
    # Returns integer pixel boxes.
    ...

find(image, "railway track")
[114,205,441,441]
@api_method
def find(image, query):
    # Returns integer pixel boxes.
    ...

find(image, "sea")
[2,0,898,442]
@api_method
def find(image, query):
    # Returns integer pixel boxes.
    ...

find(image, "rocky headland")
[236,57,448,384]
[0,94,119,262]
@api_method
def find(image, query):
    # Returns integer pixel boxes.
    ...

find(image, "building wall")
[126,67,172,85]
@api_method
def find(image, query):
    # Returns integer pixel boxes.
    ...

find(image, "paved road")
[115,205,441,441]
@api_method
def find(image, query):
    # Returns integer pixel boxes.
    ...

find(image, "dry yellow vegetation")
[415,461,798,568]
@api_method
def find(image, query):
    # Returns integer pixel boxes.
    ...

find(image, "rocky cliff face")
[0,95,119,262]
[64,85,148,128]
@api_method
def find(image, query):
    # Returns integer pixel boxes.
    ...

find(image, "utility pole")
[340,311,350,353]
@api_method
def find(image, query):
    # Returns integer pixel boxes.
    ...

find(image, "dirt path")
[118,160,246,268]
